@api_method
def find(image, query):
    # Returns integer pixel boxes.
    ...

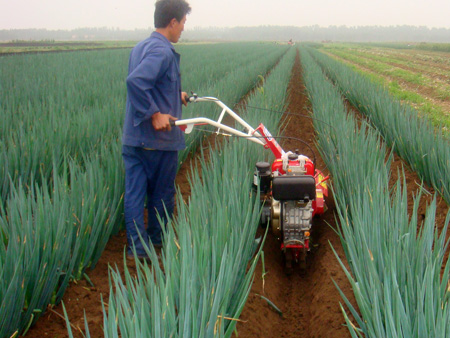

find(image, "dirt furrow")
[234,51,354,338]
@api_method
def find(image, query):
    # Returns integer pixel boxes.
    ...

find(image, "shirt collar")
[151,31,175,51]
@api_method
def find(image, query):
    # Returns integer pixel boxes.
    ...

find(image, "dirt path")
[233,52,355,338]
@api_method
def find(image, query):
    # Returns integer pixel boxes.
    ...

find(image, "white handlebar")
[175,96,265,146]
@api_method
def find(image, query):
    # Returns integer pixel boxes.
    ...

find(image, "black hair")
[154,0,192,28]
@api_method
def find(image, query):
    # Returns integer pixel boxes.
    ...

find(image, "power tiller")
[171,95,329,273]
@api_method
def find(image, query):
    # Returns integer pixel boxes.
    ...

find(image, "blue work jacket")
[122,32,185,151]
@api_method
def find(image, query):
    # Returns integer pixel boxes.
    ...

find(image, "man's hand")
[181,92,189,106]
[152,112,178,131]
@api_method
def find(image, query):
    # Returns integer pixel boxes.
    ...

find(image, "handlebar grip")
[187,92,198,103]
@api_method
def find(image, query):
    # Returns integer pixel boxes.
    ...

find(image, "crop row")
[0,43,288,337]
[324,48,450,98]
[359,42,450,54]
[0,44,287,201]
[325,46,450,80]
[65,47,297,337]
[320,47,450,129]
[308,48,450,205]
[300,46,450,337]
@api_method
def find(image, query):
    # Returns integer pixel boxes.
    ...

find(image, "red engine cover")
[271,157,328,217]
[271,158,314,176]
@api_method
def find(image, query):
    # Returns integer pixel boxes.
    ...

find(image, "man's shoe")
[126,252,151,263]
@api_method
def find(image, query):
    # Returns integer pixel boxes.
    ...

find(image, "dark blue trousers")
[122,145,178,255]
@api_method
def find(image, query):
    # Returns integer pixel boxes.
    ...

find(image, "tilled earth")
[25,51,449,338]
[232,52,354,338]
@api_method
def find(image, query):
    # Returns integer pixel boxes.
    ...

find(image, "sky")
[1,0,450,30]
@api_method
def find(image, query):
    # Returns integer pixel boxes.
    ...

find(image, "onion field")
[1,42,449,338]
[321,43,450,129]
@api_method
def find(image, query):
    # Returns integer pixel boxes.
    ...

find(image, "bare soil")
[24,51,449,338]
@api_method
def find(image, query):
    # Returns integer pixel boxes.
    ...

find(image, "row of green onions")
[308,47,450,205]
[300,46,450,337]
[0,44,290,337]
[66,47,296,337]
[0,146,124,337]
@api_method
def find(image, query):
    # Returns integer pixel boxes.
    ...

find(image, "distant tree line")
[1,25,450,42]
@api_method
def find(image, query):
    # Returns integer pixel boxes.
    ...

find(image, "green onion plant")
[70,47,296,338]
[300,46,450,337]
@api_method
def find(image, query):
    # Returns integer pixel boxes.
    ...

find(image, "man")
[122,0,191,259]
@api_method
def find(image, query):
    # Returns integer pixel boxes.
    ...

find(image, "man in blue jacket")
[122,0,191,259]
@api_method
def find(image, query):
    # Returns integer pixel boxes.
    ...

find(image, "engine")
[253,151,326,272]
[271,166,316,248]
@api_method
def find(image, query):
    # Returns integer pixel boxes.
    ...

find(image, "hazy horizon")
[1,0,450,31]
